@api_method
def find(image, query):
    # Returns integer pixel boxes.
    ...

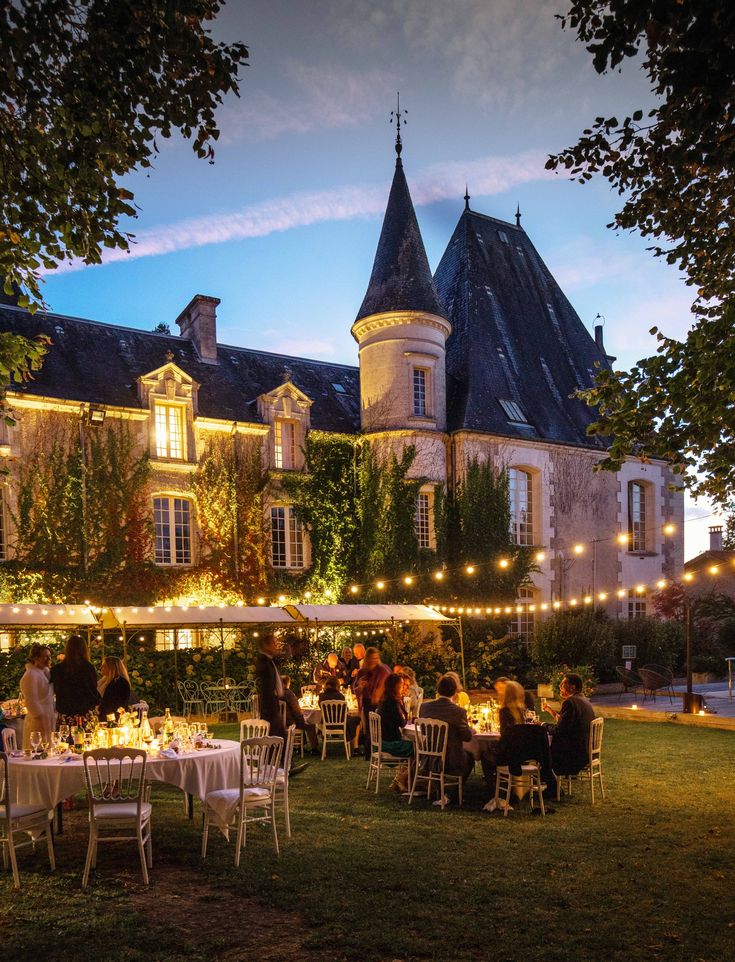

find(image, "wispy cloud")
[48,149,553,274]
[218,60,396,143]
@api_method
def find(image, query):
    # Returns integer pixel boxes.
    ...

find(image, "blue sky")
[39,0,716,557]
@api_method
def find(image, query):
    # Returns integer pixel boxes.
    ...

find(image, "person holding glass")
[19,643,55,751]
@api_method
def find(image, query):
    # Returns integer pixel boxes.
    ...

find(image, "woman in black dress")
[98,656,131,720]
[50,634,100,727]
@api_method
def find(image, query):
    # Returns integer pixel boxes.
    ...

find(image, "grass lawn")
[1,719,733,962]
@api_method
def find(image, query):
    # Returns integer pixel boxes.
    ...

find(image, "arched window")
[628,481,649,552]
[509,468,534,545]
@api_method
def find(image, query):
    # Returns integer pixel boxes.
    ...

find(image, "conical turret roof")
[355,161,446,323]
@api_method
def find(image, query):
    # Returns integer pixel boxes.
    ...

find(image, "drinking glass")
[59,724,70,743]
[30,731,42,756]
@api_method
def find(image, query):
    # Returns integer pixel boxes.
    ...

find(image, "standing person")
[354,646,391,759]
[543,673,596,778]
[346,643,365,686]
[50,635,100,727]
[97,656,131,720]
[19,643,55,750]
[255,634,286,740]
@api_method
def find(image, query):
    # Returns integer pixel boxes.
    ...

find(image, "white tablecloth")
[8,739,241,810]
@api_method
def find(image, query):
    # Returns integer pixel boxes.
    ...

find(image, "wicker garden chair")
[615,667,643,702]
[638,665,675,703]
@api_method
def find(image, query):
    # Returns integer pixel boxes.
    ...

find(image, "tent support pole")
[458,616,466,691]
[122,622,128,664]
[173,628,180,713]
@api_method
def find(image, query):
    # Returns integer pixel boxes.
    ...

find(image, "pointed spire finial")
[464,185,471,211]
[390,92,406,166]
[515,203,522,228]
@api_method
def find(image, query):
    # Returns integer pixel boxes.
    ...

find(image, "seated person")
[396,666,422,717]
[494,676,536,713]
[313,652,343,687]
[480,680,526,795]
[280,675,319,753]
[377,673,414,758]
[319,676,360,743]
[418,674,474,784]
[544,673,596,777]
[446,670,470,709]
[98,656,131,720]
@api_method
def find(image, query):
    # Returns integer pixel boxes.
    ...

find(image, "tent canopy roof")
[99,605,294,629]
[286,604,449,625]
[0,604,97,628]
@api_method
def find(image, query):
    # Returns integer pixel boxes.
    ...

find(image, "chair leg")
[7,831,20,890]
[45,819,56,871]
[590,767,595,804]
[136,825,149,886]
[271,804,280,856]
[82,823,95,889]
[145,820,153,868]
[503,776,512,817]
[201,809,210,858]
[321,733,327,761]
[234,812,245,867]
[283,786,291,839]
[537,774,546,816]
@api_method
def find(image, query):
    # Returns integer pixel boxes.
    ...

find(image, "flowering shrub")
[546,664,597,698]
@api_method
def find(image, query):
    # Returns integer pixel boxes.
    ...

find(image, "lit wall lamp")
[88,405,106,425]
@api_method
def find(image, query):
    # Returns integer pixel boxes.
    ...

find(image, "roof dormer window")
[155,402,185,460]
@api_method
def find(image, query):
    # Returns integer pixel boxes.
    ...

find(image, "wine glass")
[30,730,42,757]
[50,732,60,754]
[58,723,70,744]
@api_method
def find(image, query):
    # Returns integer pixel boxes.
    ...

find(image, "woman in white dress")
[19,643,55,750]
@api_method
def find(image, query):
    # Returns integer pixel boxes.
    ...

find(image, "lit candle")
[631,704,638,710]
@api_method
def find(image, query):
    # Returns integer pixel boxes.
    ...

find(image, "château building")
[0,138,684,628]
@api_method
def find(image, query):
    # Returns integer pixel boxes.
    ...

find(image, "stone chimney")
[175,294,220,363]
[709,525,723,551]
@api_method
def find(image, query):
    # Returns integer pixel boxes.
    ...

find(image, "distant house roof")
[685,549,735,573]
[0,306,361,433]
[355,160,446,324]
[433,208,611,447]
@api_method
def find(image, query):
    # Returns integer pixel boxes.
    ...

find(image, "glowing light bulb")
[535,551,546,562]
[617,589,626,599]
[617,533,630,546]
[663,523,675,535]
[376,581,385,590]
[573,544,584,555]
[570,598,578,606]
[683,572,694,582]
[498,558,509,569]
[434,570,444,580]
[304,591,312,600]
[553,601,562,609]
[465,565,475,575]
[540,603,549,611]
[583,596,592,605]
[656,579,666,590]
[709,565,719,575]
[598,592,608,601]
[403,576,413,586]
[350,585,359,594]
[257,597,266,605]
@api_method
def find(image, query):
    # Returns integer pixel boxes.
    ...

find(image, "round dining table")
[402,723,499,761]
[8,739,242,828]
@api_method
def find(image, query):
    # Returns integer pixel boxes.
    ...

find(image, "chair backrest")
[240,718,270,741]
[217,677,236,688]
[229,684,251,710]
[368,711,382,755]
[1,727,17,752]
[83,747,147,810]
[250,693,260,718]
[642,664,673,682]
[321,699,347,729]
[638,667,669,690]
[0,750,9,813]
[241,736,283,792]
[282,725,295,773]
[616,666,642,685]
[279,700,287,727]
[589,716,604,761]
[413,718,448,762]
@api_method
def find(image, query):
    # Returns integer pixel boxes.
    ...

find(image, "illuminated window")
[509,468,534,546]
[274,419,298,470]
[271,506,304,569]
[155,629,195,651]
[627,589,646,619]
[413,368,428,417]
[511,586,536,638]
[153,497,192,565]
[155,403,184,459]
[415,492,431,549]
[628,481,648,552]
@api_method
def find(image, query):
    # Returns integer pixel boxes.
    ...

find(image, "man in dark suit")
[255,634,286,740]
[419,674,475,787]
[255,635,308,775]
[280,675,319,753]
[544,673,596,776]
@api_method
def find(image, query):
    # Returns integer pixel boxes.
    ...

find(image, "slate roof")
[433,209,611,447]
[355,160,446,323]
[685,549,735,573]
[0,306,361,433]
